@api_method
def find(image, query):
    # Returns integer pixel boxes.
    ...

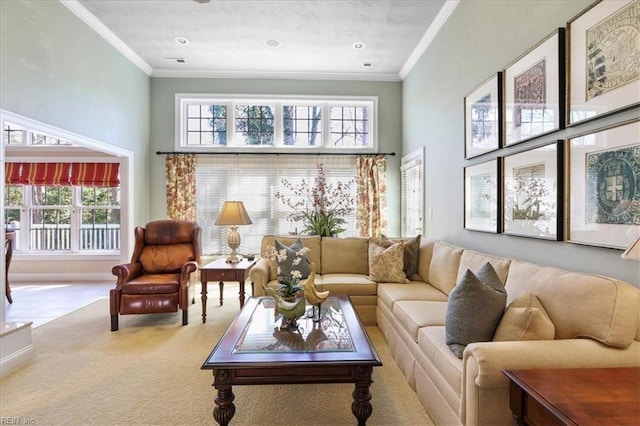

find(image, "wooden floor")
[4,282,113,327]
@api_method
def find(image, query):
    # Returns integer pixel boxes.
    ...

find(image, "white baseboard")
[11,273,114,283]
[0,322,36,377]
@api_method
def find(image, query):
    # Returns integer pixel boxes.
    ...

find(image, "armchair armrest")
[180,261,199,286]
[249,258,270,296]
[111,262,143,285]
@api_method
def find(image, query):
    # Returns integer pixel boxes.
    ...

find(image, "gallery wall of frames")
[462,0,640,251]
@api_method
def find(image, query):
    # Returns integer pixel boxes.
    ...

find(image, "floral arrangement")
[263,244,310,299]
[275,163,355,237]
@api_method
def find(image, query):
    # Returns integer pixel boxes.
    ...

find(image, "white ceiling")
[69,0,455,81]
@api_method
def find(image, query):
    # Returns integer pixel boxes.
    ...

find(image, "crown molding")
[59,0,153,76]
[151,69,402,82]
[399,0,460,80]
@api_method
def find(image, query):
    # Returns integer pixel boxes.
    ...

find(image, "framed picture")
[464,159,500,233]
[567,0,640,125]
[504,28,565,147]
[567,119,640,249]
[503,142,563,240]
[464,73,502,158]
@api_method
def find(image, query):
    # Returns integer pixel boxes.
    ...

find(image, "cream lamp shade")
[215,201,252,263]
[621,234,640,261]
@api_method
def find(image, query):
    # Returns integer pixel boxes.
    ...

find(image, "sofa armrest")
[464,339,640,388]
[249,258,270,296]
[460,339,640,425]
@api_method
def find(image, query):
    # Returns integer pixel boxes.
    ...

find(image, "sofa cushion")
[321,237,369,274]
[493,293,555,341]
[377,282,448,312]
[457,249,511,285]
[377,235,421,280]
[418,326,463,398]
[428,242,463,295]
[367,242,408,283]
[320,274,377,295]
[393,300,447,340]
[505,260,640,348]
[262,235,321,280]
[446,263,507,358]
[274,238,311,279]
[416,238,437,282]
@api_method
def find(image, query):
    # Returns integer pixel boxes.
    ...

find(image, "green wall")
[0,0,150,227]
[403,0,640,285]
[149,78,403,232]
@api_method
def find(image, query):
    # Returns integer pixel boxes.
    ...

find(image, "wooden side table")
[504,367,640,425]
[199,258,257,323]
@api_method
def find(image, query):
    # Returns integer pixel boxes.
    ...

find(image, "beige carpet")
[0,285,434,426]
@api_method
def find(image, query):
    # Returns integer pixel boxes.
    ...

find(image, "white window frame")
[1,110,132,261]
[176,94,378,154]
[401,147,425,237]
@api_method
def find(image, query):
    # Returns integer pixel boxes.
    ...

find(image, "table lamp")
[215,201,252,263]
[621,234,640,261]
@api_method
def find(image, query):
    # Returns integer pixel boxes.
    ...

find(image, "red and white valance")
[4,162,120,187]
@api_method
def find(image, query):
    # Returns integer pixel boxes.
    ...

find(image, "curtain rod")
[156,151,395,157]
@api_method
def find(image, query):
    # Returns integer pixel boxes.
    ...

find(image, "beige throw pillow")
[367,242,408,283]
[493,293,555,341]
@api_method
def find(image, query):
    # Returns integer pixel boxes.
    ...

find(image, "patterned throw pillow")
[493,293,555,341]
[274,238,311,279]
[445,262,507,358]
[378,234,421,280]
[367,242,408,283]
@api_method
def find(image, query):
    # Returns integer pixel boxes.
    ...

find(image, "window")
[196,156,357,255]
[283,105,322,146]
[5,184,121,253]
[235,104,275,145]
[401,148,424,237]
[330,105,369,147]
[177,95,377,152]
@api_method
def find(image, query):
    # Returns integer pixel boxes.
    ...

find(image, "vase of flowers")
[275,163,355,237]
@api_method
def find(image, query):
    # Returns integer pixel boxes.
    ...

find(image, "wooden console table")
[504,367,640,425]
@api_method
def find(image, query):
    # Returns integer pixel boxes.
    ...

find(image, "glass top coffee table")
[202,294,382,425]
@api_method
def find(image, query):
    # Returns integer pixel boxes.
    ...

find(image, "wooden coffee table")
[201,294,382,425]
[504,367,640,425]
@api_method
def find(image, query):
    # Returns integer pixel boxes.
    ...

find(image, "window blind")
[196,155,357,255]
[401,156,423,237]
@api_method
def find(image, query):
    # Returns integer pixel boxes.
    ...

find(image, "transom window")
[176,95,377,152]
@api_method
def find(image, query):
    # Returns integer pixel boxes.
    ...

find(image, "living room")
[1,0,639,424]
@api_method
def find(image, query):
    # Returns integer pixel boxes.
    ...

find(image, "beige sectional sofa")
[250,235,640,425]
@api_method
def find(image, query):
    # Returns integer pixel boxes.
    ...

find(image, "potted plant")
[275,163,354,237]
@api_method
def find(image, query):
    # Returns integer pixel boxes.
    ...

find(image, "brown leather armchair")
[110,220,202,331]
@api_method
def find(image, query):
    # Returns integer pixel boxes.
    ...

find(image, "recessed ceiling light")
[352,42,366,50]
[265,39,281,48]
[193,0,210,4]
[174,37,190,45]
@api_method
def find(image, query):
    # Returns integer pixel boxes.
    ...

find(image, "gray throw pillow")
[379,234,421,279]
[275,238,311,279]
[445,262,507,358]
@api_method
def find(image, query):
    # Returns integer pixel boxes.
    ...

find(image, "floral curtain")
[356,155,387,237]
[165,154,196,220]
